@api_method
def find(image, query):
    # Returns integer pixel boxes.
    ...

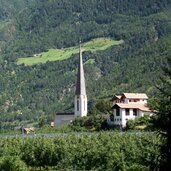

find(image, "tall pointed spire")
[74,41,87,117]
[75,41,86,96]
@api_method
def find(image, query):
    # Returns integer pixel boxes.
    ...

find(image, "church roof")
[75,44,86,95]
[110,95,122,101]
[56,112,74,115]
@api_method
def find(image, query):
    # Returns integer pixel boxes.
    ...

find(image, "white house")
[108,93,153,127]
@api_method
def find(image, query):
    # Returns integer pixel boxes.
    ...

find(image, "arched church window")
[77,100,79,111]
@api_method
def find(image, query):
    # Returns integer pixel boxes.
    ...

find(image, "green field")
[17,38,124,66]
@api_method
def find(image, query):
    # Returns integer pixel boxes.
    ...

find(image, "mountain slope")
[0,0,34,60]
[0,0,171,128]
[2,0,171,60]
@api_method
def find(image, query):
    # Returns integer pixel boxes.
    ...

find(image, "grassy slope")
[17,38,123,66]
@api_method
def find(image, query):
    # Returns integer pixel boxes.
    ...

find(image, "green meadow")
[17,38,123,66]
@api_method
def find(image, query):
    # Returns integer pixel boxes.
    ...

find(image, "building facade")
[74,44,87,117]
[55,43,87,125]
[55,112,75,125]
[108,93,153,127]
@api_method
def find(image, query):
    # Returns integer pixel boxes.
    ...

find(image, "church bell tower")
[74,42,87,117]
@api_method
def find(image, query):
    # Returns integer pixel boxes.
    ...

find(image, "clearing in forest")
[17,38,124,66]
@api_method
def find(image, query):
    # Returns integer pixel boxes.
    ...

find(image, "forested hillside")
[0,0,171,129]
[0,0,34,60]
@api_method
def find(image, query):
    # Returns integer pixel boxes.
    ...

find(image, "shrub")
[126,114,152,130]
[0,156,27,171]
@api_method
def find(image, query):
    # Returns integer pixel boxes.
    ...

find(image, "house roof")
[121,93,148,99]
[112,103,151,112]
[56,112,74,115]
[24,127,34,132]
[111,95,122,101]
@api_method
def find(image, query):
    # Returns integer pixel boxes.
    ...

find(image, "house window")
[116,108,120,116]
[133,109,137,116]
[77,100,79,111]
[110,114,114,121]
[125,109,129,116]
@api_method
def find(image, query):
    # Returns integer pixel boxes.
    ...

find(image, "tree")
[154,56,171,170]
[38,114,46,128]
[88,100,112,115]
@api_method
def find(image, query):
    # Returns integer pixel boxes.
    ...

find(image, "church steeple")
[75,42,86,96]
[74,42,87,117]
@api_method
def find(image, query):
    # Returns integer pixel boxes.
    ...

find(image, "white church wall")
[74,95,87,117]
[55,115,75,125]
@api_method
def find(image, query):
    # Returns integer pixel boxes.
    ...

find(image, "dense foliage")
[152,56,171,170]
[126,114,153,131]
[0,132,161,170]
[71,115,108,132]
[0,0,171,128]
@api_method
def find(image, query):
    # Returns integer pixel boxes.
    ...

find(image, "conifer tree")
[155,56,171,170]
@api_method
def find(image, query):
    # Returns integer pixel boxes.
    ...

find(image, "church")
[54,43,87,125]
